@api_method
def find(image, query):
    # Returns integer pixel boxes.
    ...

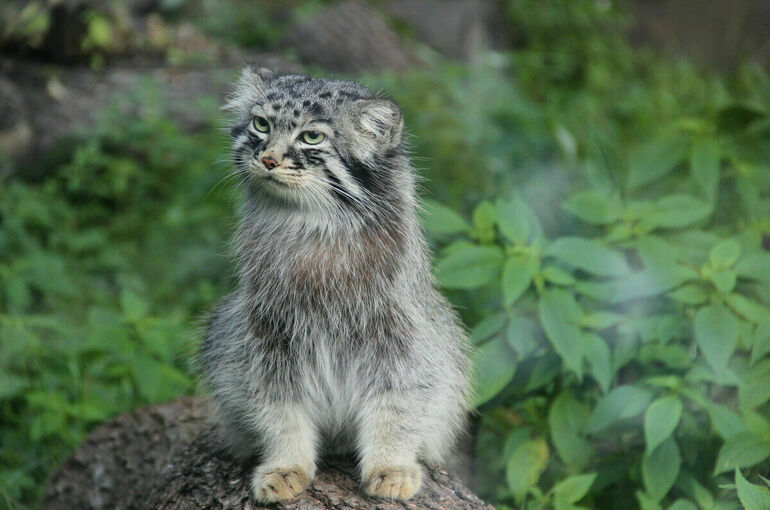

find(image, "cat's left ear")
[355,99,404,150]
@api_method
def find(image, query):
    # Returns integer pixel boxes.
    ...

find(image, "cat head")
[225,67,409,218]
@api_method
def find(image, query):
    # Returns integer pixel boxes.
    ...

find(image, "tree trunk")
[43,397,492,510]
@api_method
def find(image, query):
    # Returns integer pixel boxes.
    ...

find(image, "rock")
[382,0,511,62]
[0,76,32,162]
[284,1,421,73]
[43,397,492,510]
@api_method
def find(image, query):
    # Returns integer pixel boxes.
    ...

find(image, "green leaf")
[707,403,748,439]
[644,396,683,455]
[668,499,698,510]
[709,269,737,294]
[497,197,532,244]
[585,385,653,434]
[545,237,630,277]
[677,471,715,510]
[710,239,742,268]
[549,392,592,471]
[507,316,538,360]
[636,491,663,510]
[642,437,681,502]
[695,304,739,373]
[563,190,621,225]
[542,265,577,286]
[553,473,597,506]
[667,285,709,305]
[435,245,504,289]
[472,335,516,406]
[726,294,770,325]
[120,289,149,322]
[752,322,770,365]
[641,195,713,230]
[538,289,584,378]
[627,134,688,190]
[583,333,612,393]
[470,311,508,344]
[739,359,770,409]
[502,255,539,306]
[735,469,770,510]
[736,253,770,282]
[505,438,549,500]
[690,139,720,201]
[714,433,770,474]
[131,356,189,403]
[581,312,623,330]
[472,201,497,242]
[420,199,471,235]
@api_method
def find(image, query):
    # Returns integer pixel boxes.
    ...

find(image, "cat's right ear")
[223,66,275,115]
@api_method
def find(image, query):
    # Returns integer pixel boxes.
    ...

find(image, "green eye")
[302,131,325,144]
[252,116,270,133]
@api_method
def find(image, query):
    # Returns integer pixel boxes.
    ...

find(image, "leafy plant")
[422,77,770,509]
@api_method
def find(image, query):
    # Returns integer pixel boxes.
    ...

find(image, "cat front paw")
[251,464,313,503]
[362,464,423,500]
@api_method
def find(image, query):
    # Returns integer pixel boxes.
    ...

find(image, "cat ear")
[223,66,275,115]
[242,65,276,84]
[355,99,403,150]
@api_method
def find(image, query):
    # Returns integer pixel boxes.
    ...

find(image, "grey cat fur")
[200,67,470,502]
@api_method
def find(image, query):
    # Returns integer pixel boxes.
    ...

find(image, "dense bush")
[0,89,234,508]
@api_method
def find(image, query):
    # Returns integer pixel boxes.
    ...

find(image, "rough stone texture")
[626,0,770,70]
[382,0,511,62]
[43,397,491,510]
[285,1,421,73]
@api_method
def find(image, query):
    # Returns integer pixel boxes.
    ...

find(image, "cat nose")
[261,156,279,170]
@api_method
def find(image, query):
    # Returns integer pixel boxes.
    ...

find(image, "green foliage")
[417,46,770,510]
[0,87,233,508]
[407,5,770,508]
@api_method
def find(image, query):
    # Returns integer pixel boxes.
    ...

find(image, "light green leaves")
[563,190,622,224]
[539,289,584,378]
[435,245,503,289]
[690,139,721,201]
[421,199,471,236]
[545,237,630,277]
[502,255,539,306]
[549,392,592,471]
[640,195,713,230]
[710,239,741,268]
[472,335,516,406]
[642,437,681,501]
[644,396,682,455]
[583,333,612,393]
[735,469,770,510]
[736,252,770,283]
[585,385,653,434]
[627,134,688,190]
[553,473,596,509]
[470,311,508,344]
[505,438,549,501]
[497,197,532,244]
[714,433,770,474]
[694,304,739,374]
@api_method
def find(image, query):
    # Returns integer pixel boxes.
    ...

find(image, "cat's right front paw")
[251,465,313,503]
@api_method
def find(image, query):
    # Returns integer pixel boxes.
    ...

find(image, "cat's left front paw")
[362,464,423,500]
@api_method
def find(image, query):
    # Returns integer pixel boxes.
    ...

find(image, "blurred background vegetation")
[1,1,770,509]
